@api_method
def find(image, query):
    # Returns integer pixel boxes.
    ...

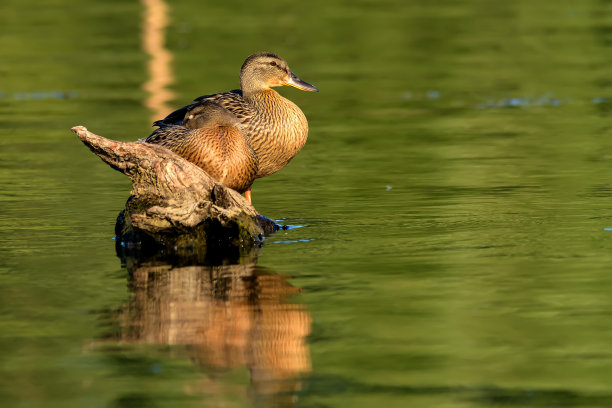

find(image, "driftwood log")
[72,126,279,255]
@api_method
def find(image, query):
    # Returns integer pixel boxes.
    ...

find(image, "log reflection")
[114,249,311,406]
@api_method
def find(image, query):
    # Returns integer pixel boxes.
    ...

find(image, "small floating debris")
[399,90,441,101]
[476,93,566,109]
[426,90,441,99]
[0,90,78,100]
[401,92,413,100]
[274,222,306,230]
[273,238,314,244]
[401,90,609,110]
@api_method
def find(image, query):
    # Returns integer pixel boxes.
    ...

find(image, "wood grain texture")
[72,126,278,250]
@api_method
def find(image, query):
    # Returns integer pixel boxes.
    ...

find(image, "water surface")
[2,0,612,407]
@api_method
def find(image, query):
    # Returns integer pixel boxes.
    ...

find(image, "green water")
[2,0,612,407]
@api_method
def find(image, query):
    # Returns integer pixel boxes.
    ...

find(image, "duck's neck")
[243,89,299,123]
[240,76,274,98]
[244,89,306,127]
[242,87,281,105]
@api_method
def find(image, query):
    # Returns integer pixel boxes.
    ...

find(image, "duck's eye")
[269,61,277,67]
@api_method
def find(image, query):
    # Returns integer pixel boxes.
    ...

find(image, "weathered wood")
[72,126,279,251]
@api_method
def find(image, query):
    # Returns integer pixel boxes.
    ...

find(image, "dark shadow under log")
[72,126,280,253]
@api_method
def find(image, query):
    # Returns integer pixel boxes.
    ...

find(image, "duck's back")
[154,90,250,128]
[193,91,256,124]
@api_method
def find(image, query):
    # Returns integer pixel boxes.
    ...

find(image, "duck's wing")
[192,89,255,123]
[152,90,249,128]
[193,89,242,103]
[142,124,191,146]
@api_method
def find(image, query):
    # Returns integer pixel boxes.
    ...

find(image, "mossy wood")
[72,126,278,250]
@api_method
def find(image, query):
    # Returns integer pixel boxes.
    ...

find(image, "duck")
[152,51,318,203]
[143,101,258,195]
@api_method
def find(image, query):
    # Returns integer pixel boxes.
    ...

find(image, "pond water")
[2,0,612,407]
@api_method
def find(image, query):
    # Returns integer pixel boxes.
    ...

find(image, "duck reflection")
[113,246,311,406]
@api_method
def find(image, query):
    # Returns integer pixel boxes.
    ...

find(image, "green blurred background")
[2,0,612,407]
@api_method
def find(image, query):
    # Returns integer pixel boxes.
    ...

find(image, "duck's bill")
[284,71,319,92]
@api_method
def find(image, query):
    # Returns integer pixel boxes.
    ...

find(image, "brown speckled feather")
[183,90,307,178]
[144,103,258,194]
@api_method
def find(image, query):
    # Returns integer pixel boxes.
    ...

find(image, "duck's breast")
[246,93,309,178]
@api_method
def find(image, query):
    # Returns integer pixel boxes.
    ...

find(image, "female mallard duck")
[143,101,258,195]
[152,51,318,202]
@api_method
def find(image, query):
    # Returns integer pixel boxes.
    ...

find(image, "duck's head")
[240,52,319,96]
